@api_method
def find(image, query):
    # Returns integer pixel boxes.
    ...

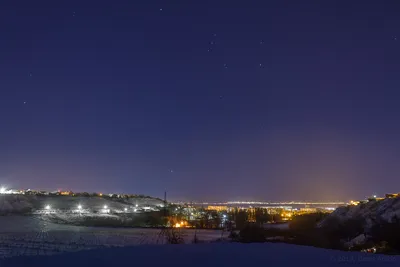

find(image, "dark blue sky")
[1,1,400,202]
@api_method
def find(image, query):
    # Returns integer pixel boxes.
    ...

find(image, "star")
[170,169,173,173]
[393,36,397,41]
[72,11,76,17]
[29,72,32,77]
[23,101,27,105]
[210,41,215,45]
[213,33,217,37]
[159,8,163,11]
[260,40,264,45]
[223,63,228,69]
[207,48,212,52]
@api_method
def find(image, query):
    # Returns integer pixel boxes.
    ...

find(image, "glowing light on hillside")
[175,223,181,228]
[78,205,82,210]
[104,205,108,209]
[45,205,51,210]
[124,208,127,211]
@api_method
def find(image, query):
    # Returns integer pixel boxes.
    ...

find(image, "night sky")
[1,1,400,202]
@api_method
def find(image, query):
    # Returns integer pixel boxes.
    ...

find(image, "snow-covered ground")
[1,243,398,267]
[0,216,223,258]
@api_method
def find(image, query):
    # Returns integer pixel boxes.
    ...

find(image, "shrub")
[165,228,184,244]
[228,231,239,241]
[239,224,266,243]
[289,212,327,232]
[370,219,400,251]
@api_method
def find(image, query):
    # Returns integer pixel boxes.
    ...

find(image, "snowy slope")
[319,197,400,229]
[0,195,164,214]
[1,243,398,267]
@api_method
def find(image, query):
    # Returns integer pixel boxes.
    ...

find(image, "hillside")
[319,197,400,230]
[0,194,164,215]
[316,197,400,251]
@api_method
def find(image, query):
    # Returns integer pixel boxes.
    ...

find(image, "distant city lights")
[78,205,82,210]
[45,205,51,210]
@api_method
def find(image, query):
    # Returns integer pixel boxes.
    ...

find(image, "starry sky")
[1,1,400,202]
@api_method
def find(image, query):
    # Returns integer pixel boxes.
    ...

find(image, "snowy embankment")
[1,243,398,267]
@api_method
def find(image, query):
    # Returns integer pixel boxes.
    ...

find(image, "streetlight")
[124,208,127,212]
[134,208,137,212]
[78,205,82,210]
[135,204,138,207]
[104,205,108,209]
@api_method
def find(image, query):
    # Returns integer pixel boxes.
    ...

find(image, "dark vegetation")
[369,217,400,253]
[232,210,400,255]
[234,213,363,249]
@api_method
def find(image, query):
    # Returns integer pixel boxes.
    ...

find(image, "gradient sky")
[1,1,400,202]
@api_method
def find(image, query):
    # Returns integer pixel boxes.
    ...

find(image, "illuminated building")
[206,206,228,212]
[349,200,360,206]
[298,208,317,214]
[60,191,73,196]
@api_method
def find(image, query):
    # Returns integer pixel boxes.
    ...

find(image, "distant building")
[385,193,399,198]
[206,206,228,212]
[60,191,73,196]
[298,208,317,214]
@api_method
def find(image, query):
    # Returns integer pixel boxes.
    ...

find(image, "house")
[385,193,399,198]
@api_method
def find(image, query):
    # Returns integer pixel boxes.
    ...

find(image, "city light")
[104,205,108,209]
[135,204,138,207]
[134,208,137,212]
[175,223,181,228]
[0,187,5,194]
[124,208,127,211]
[78,205,82,210]
[45,205,51,210]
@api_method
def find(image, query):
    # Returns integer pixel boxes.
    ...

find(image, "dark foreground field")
[1,243,399,267]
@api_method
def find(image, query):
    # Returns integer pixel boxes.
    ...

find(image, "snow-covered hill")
[0,194,164,215]
[1,243,398,267]
[319,197,400,230]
